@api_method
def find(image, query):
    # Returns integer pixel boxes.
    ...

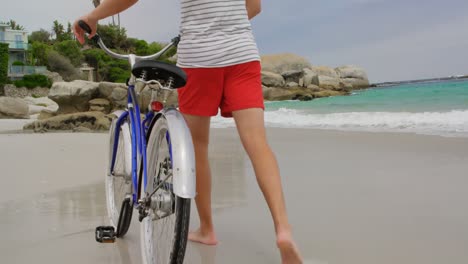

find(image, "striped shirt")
[177,0,261,68]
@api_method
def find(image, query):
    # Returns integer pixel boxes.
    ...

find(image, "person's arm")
[73,0,138,44]
[245,0,261,20]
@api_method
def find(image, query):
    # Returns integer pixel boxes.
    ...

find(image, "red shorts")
[177,61,264,118]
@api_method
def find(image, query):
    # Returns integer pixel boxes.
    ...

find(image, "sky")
[2,0,468,83]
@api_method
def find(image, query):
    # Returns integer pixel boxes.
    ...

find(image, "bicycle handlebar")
[78,20,179,62]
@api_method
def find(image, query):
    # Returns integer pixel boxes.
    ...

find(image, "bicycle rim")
[105,119,132,229]
[141,117,190,264]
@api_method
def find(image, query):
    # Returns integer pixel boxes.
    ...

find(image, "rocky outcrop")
[261,53,312,74]
[24,111,111,132]
[48,80,100,113]
[260,54,370,101]
[4,84,50,98]
[0,97,30,119]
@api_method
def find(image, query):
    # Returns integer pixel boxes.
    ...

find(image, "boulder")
[317,75,341,90]
[261,71,285,87]
[340,77,370,89]
[335,65,370,89]
[89,98,111,113]
[0,97,29,119]
[263,86,314,101]
[99,82,127,98]
[24,111,112,132]
[311,66,339,79]
[281,70,303,84]
[335,65,368,80]
[287,82,299,88]
[110,87,128,109]
[44,70,64,83]
[312,90,345,98]
[48,80,100,113]
[23,96,59,115]
[261,53,312,74]
[303,68,319,87]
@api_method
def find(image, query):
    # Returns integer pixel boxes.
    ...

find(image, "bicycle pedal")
[95,226,116,243]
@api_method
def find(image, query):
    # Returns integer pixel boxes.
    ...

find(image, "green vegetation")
[13,74,52,89]
[21,20,176,83]
[0,43,8,94]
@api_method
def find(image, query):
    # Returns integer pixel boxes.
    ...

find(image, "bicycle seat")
[132,60,187,88]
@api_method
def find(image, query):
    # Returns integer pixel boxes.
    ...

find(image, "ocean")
[212,79,468,137]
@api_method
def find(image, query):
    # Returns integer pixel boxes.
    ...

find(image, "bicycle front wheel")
[141,116,190,264]
[105,117,133,237]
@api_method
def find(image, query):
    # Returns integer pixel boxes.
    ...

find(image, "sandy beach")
[1,123,467,264]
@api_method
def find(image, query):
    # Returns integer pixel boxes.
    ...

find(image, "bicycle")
[77,21,196,264]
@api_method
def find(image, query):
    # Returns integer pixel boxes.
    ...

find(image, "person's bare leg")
[232,108,302,264]
[182,113,218,245]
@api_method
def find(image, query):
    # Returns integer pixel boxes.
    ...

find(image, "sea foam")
[211,108,468,137]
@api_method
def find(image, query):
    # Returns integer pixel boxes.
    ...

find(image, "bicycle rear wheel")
[106,117,133,237]
[141,116,190,264]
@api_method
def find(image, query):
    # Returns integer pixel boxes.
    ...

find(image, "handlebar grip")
[77,20,100,43]
[78,20,92,34]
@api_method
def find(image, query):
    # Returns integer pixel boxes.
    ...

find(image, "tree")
[95,24,127,50]
[54,40,83,66]
[0,43,8,95]
[52,20,65,41]
[30,42,52,66]
[29,29,51,43]
[47,50,81,81]
[1,19,25,30]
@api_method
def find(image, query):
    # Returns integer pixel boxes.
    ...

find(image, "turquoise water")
[265,79,468,114]
[212,79,468,136]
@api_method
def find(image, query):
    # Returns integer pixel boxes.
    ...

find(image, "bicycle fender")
[162,109,196,199]
[111,110,127,119]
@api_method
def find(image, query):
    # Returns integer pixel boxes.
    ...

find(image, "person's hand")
[73,16,98,45]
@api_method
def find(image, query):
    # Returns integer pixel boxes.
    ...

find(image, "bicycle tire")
[105,117,133,237]
[141,116,191,264]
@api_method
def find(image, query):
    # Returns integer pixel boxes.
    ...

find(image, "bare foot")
[188,228,218,245]
[277,231,303,264]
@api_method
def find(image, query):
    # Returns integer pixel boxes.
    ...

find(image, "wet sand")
[1,126,468,264]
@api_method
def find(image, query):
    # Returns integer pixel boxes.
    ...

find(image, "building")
[0,23,46,79]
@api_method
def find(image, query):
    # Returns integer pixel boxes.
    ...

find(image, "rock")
[0,97,29,119]
[287,82,299,88]
[317,75,341,90]
[4,85,49,98]
[335,65,370,89]
[99,82,127,98]
[89,98,111,113]
[261,53,312,74]
[110,87,128,109]
[261,71,285,87]
[306,84,321,92]
[335,65,368,80]
[73,126,93,133]
[44,70,63,83]
[263,87,314,101]
[23,96,59,115]
[311,66,339,79]
[24,111,112,132]
[340,78,370,90]
[303,68,319,87]
[48,80,100,113]
[281,70,303,84]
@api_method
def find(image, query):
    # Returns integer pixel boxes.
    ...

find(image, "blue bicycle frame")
[109,84,152,206]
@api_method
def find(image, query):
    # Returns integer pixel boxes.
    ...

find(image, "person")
[73,0,302,263]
